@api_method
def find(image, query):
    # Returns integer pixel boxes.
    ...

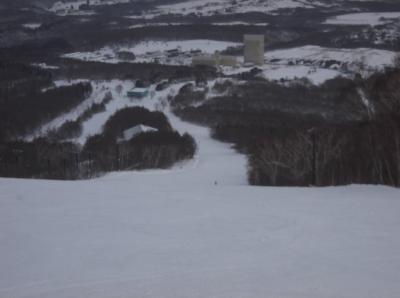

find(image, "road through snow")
[1,81,400,298]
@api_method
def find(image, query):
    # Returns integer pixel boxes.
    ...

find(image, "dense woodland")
[59,60,217,82]
[0,62,92,140]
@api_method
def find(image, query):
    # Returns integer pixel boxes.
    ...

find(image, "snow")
[225,45,397,84]
[22,23,41,30]
[49,0,129,16]
[2,75,400,297]
[29,79,187,143]
[131,40,239,56]
[130,87,148,93]
[357,87,375,118]
[265,45,397,70]
[150,0,329,17]
[27,80,108,140]
[1,144,400,297]
[325,12,400,26]
[125,0,337,19]
[121,125,158,141]
[263,65,342,84]
[63,40,240,65]
[31,63,59,70]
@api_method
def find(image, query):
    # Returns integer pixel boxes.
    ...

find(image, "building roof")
[244,34,265,41]
[121,125,158,142]
[130,88,148,93]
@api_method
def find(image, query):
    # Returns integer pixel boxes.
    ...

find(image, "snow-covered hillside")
[130,0,335,18]
[49,0,129,15]
[265,46,397,71]
[1,144,400,298]
[2,77,400,297]
[325,12,400,26]
[63,40,240,65]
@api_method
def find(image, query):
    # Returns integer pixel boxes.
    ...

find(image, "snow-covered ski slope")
[2,81,400,297]
[1,178,400,297]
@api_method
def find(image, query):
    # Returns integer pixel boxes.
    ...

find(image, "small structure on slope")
[127,87,149,98]
[120,125,158,142]
[192,54,218,67]
[192,53,238,68]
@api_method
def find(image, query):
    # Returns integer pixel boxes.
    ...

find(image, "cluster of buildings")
[192,34,265,68]
[127,34,265,99]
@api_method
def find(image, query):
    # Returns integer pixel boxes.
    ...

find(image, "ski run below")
[2,79,400,297]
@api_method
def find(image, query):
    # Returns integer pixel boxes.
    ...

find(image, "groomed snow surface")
[2,80,400,298]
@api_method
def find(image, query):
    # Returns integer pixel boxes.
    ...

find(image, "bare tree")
[249,131,312,186]
[393,53,400,69]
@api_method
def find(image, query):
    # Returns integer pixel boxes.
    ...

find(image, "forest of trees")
[0,62,92,140]
[60,59,217,82]
[0,82,92,139]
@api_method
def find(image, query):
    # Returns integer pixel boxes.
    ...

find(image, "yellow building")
[244,34,265,66]
[192,53,238,68]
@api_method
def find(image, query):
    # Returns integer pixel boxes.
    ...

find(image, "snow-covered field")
[129,0,331,19]
[63,40,240,65]
[325,12,400,26]
[265,45,398,71]
[262,65,342,84]
[62,39,398,85]
[223,63,343,84]
[49,0,129,15]
[1,105,400,297]
[130,40,240,56]
[223,45,398,84]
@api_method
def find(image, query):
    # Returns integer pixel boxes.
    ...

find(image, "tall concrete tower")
[244,34,265,66]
